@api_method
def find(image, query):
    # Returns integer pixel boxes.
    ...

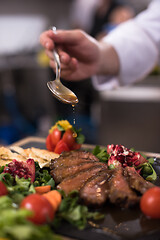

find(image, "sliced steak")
[57,165,106,195]
[80,169,113,206]
[51,161,107,184]
[108,167,139,208]
[50,150,99,169]
[59,150,99,160]
[50,150,155,208]
[124,167,155,194]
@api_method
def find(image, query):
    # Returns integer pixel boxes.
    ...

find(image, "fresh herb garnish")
[92,145,109,163]
[33,162,55,188]
[57,123,65,131]
[53,191,104,230]
[140,162,157,181]
[0,172,14,186]
[135,154,157,181]
[72,127,85,144]
[0,171,35,205]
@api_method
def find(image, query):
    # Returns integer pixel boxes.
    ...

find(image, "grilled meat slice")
[50,150,99,169]
[108,168,139,208]
[80,169,113,206]
[51,161,107,184]
[57,165,107,195]
[124,166,154,194]
[59,150,99,160]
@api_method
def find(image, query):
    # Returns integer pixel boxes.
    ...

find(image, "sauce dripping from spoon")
[71,104,78,138]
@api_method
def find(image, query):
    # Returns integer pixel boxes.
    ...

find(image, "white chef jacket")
[93,0,160,90]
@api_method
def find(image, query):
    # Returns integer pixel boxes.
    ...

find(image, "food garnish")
[46,120,85,154]
[53,191,104,230]
[49,120,73,132]
[92,144,157,181]
[43,190,62,212]
[0,181,8,196]
[92,145,109,163]
[20,193,54,225]
[33,162,55,188]
[35,185,51,194]
[140,187,160,219]
[3,159,35,183]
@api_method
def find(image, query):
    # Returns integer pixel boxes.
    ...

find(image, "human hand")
[39,29,101,81]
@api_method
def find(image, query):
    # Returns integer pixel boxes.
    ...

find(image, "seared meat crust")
[108,168,139,208]
[124,166,154,194]
[80,169,113,205]
[50,150,99,169]
[57,165,107,195]
[51,161,107,184]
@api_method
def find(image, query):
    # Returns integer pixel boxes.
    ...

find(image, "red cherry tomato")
[20,193,54,225]
[51,128,61,146]
[46,134,55,151]
[0,181,8,196]
[62,129,75,149]
[54,139,70,154]
[72,142,81,150]
[140,187,160,219]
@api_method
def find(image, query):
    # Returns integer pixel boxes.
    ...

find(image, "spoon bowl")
[47,80,79,104]
[47,27,78,105]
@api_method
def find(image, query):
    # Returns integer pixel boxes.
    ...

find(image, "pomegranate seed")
[3,159,35,182]
[107,144,148,171]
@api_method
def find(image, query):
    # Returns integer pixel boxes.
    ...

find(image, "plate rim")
[9,136,160,159]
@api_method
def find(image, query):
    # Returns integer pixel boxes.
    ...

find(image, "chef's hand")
[39,29,119,81]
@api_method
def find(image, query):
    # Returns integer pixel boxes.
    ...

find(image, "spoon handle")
[53,50,61,80]
[51,26,61,81]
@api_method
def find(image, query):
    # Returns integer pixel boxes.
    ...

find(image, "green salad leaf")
[141,162,157,181]
[0,179,61,240]
[0,172,14,186]
[33,162,55,188]
[0,195,13,210]
[92,145,109,163]
[6,176,35,205]
[53,191,104,230]
[135,154,157,181]
[0,205,61,240]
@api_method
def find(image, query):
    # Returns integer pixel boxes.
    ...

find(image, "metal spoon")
[47,27,78,105]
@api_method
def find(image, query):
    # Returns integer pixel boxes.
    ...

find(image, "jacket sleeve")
[93,0,160,90]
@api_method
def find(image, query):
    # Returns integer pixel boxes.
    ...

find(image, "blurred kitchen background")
[0,0,160,153]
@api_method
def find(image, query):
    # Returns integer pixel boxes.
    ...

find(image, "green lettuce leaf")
[53,191,104,230]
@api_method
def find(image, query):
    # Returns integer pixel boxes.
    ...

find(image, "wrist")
[97,41,120,76]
